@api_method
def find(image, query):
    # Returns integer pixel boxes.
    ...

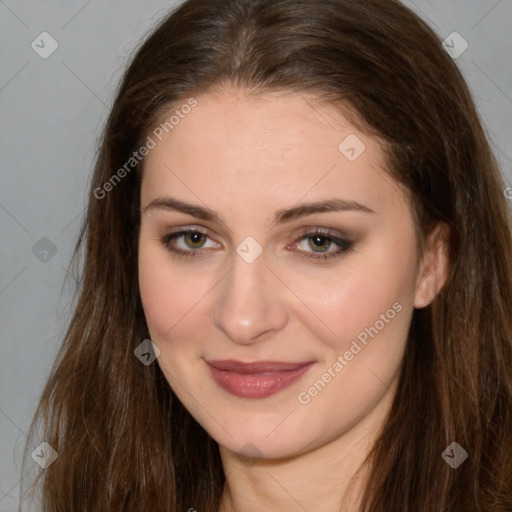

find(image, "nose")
[213,249,288,345]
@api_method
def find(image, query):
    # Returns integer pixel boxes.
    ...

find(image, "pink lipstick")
[206,359,315,398]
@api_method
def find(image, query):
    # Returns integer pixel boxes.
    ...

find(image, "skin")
[138,86,449,512]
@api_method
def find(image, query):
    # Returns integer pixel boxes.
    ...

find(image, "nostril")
[254,329,273,342]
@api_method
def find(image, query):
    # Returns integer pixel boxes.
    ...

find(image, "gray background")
[0,1,511,510]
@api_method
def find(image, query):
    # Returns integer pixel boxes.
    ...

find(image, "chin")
[204,414,317,461]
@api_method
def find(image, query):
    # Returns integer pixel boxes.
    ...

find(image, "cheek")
[138,244,195,339]
[292,238,417,355]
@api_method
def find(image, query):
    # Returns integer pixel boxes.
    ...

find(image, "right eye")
[161,229,219,258]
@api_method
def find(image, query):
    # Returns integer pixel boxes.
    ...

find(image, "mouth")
[205,359,315,398]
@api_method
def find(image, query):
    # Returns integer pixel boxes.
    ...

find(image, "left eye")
[291,231,354,261]
[161,229,354,262]
[295,232,352,254]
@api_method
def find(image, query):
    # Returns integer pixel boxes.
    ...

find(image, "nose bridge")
[213,248,288,345]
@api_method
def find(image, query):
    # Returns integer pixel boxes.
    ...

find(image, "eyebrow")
[142,196,376,225]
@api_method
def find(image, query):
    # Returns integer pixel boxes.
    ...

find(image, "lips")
[206,359,315,398]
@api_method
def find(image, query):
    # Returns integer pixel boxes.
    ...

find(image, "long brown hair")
[20,0,512,510]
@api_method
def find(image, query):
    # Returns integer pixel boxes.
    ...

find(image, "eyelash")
[160,228,354,262]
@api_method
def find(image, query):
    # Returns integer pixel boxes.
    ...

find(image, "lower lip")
[207,362,315,398]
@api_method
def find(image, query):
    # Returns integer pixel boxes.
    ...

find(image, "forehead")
[140,87,405,217]
[149,88,365,162]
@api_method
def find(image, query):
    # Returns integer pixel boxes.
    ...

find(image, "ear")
[413,221,451,309]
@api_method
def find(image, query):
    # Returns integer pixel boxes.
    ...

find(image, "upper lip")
[206,359,314,373]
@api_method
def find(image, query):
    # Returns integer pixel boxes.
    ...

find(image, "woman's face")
[138,87,430,459]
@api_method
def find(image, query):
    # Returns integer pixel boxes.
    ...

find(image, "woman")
[21,0,512,510]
